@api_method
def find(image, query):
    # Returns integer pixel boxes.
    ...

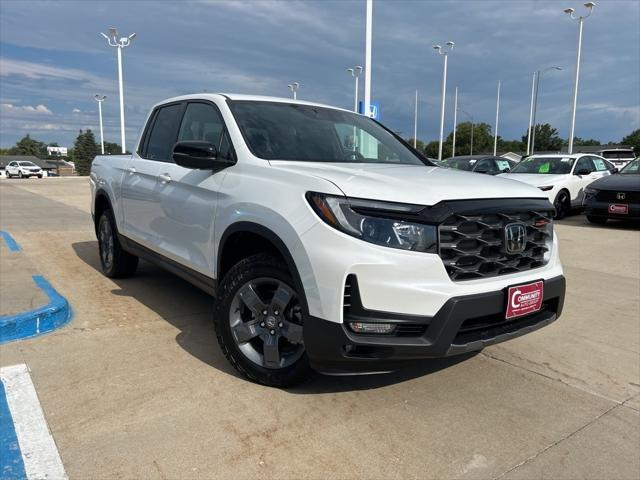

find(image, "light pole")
[347,66,363,113]
[526,72,537,155]
[287,82,300,100]
[94,94,106,155]
[452,87,458,157]
[564,2,595,154]
[364,0,373,117]
[100,27,135,154]
[458,108,474,155]
[530,66,563,153]
[433,41,454,161]
[413,90,418,148]
[493,81,501,156]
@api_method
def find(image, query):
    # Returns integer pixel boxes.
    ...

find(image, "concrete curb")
[0,275,72,344]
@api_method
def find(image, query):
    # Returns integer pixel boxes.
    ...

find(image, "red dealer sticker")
[608,204,629,214]
[506,281,544,320]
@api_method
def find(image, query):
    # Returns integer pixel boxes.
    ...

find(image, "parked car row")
[439,152,638,224]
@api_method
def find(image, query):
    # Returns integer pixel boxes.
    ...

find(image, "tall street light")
[94,94,106,155]
[458,108,474,155]
[347,66,363,112]
[287,82,300,100]
[413,90,418,148]
[526,72,537,155]
[433,41,454,161]
[452,87,458,157]
[530,66,563,153]
[564,2,595,154]
[100,27,135,154]
[493,81,501,156]
[363,0,373,117]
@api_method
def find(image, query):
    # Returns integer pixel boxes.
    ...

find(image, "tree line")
[0,130,125,175]
[407,124,639,159]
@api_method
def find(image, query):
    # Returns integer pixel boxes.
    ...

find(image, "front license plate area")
[608,204,629,214]
[505,281,544,320]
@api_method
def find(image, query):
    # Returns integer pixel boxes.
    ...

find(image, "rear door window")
[145,103,184,162]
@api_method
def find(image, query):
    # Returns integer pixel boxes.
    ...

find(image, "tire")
[553,190,571,219]
[19,171,24,179]
[214,254,313,387]
[37,175,43,179]
[97,209,138,278]
[587,215,607,225]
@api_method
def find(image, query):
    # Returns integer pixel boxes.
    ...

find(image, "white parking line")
[0,364,67,480]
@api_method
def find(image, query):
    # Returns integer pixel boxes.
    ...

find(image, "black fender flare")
[217,222,309,316]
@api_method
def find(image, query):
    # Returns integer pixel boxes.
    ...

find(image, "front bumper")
[304,275,565,374]
[583,200,640,221]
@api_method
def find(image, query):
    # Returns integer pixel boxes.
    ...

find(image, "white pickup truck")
[90,94,565,386]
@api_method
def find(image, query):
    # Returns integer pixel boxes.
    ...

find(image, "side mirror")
[575,168,591,176]
[172,141,233,170]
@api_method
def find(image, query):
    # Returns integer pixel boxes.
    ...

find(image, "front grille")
[439,210,553,281]
[595,190,639,203]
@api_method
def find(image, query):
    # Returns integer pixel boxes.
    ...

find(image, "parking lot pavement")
[1,177,638,479]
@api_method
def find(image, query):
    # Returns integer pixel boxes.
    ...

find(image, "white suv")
[6,160,43,178]
[90,94,566,386]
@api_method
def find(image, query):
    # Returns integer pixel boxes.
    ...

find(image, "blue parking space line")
[0,381,27,480]
[0,231,21,252]
[0,276,72,344]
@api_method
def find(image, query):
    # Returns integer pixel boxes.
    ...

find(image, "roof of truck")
[153,93,352,113]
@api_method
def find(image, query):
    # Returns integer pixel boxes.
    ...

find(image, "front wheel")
[553,191,571,219]
[214,254,312,387]
[18,171,24,179]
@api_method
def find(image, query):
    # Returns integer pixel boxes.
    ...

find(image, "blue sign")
[358,101,380,120]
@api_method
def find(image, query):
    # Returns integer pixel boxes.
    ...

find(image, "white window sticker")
[469,159,477,164]
[561,158,571,162]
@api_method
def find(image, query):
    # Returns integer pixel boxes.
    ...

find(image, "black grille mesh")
[439,210,553,281]
[595,190,639,203]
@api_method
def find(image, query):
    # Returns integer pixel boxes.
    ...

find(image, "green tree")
[621,129,640,155]
[447,121,493,156]
[73,129,99,176]
[498,138,526,153]
[103,141,123,155]
[521,123,563,152]
[572,137,600,147]
[9,134,48,158]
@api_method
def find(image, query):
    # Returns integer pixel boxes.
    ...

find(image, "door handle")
[126,167,136,175]
[158,173,172,184]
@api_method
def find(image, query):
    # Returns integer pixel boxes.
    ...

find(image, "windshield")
[510,157,574,174]
[620,158,640,174]
[18,161,36,166]
[229,101,427,165]
[441,157,477,171]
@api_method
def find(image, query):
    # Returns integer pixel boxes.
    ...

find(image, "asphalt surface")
[1,177,638,480]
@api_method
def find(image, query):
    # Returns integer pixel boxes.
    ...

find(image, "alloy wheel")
[229,278,304,369]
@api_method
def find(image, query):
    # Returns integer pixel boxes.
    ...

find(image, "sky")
[0,0,638,150]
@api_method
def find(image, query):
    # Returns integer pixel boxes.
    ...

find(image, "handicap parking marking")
[0,364,67,480]
[0,231,21,252]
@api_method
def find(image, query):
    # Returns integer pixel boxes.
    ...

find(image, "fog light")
[349,322,396,334]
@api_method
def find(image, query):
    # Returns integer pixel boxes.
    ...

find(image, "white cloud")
[1,103,53,114]
[72,108,81,113]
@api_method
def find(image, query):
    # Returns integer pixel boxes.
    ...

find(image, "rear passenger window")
[145,104,183,162]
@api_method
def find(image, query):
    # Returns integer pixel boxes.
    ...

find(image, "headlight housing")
[306,192,437,253]
[584,186,599,195]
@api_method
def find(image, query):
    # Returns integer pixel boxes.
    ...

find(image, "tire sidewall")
[554,190,570,219]
[97,212,116,276]
[215,255,312,386]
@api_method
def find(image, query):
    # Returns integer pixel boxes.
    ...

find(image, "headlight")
[306,192,437,253]
[584,186,599,195]
[538,186,554,191]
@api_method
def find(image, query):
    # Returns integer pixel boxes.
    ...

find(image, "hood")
[270,161,546,205]
[498,173,567,188]
[590,173,640,192]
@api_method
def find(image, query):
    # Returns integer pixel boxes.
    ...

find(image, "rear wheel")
[587,215,607,225]
[97,209,138,278]
[553,190,571,219]
[214,254,312,387]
